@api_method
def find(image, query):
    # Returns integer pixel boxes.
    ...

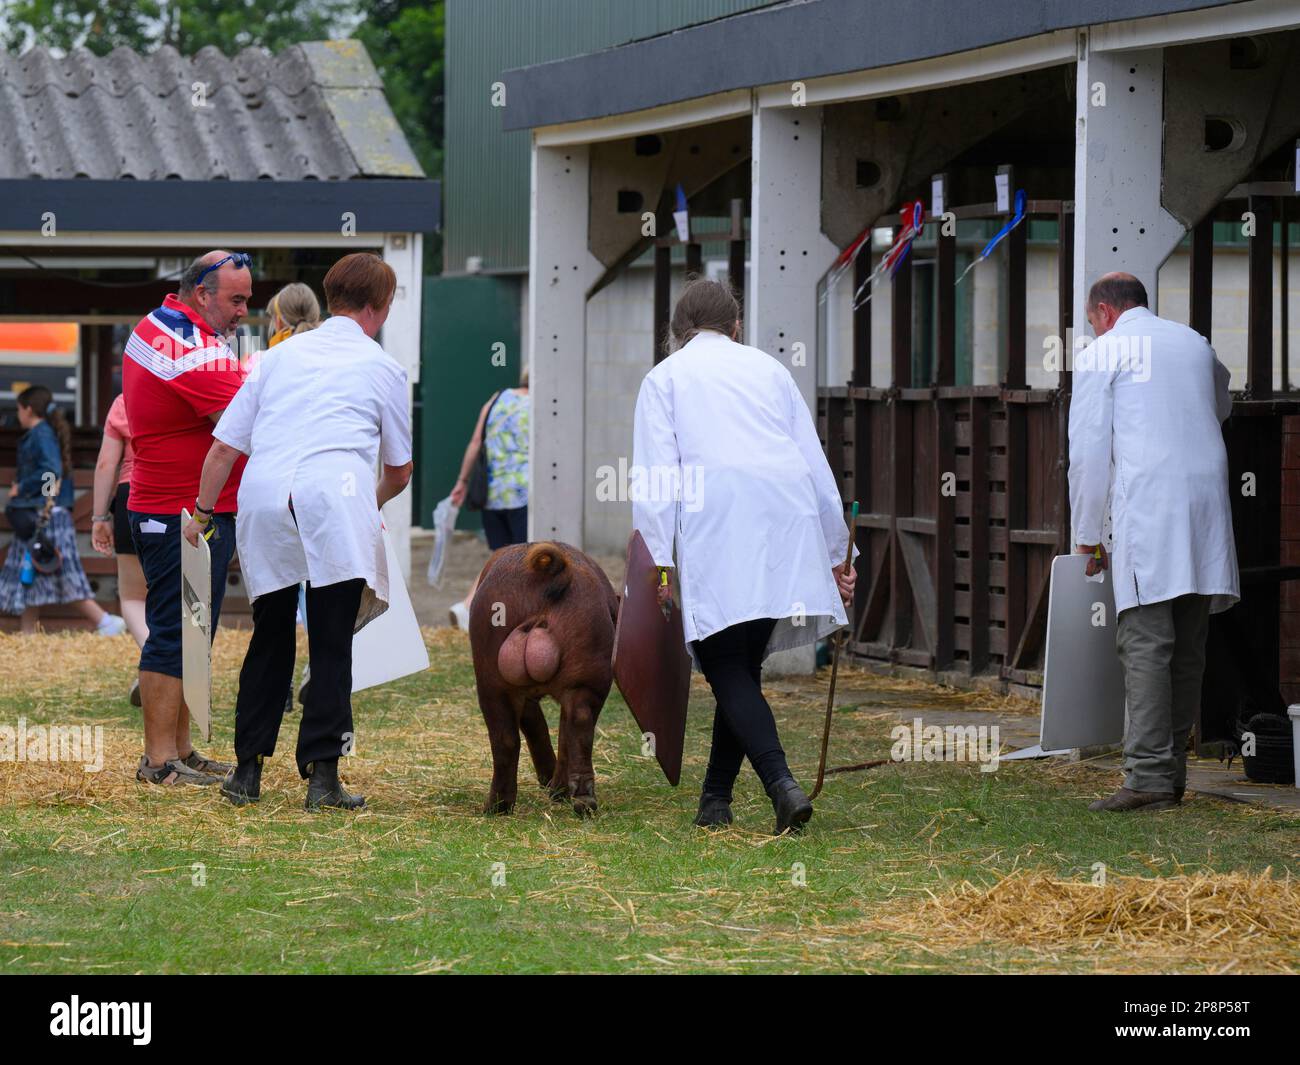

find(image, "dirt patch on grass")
[772,664,1042,716]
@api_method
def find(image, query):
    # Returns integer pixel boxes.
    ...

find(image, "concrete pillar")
[1071,32,1184,340]
[380,230,423,580]
[750,103,839,675]
[527,141,602,546]
[749,103,839,409]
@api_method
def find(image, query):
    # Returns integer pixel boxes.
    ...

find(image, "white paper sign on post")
[994,171,1011,214]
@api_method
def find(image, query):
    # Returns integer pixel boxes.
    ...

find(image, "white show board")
[351,525,429,692]
[179,509,213,741]
[1039,552,1127,751]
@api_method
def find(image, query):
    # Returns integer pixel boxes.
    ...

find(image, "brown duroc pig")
[468,541,620,817]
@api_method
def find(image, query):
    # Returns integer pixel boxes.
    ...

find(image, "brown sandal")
[180,750,233,776]
[135,755,220,786]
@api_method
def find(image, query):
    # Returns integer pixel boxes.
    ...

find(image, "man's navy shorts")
[129,511,236,679]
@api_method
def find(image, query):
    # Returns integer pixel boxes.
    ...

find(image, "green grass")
[0,629,1296,973]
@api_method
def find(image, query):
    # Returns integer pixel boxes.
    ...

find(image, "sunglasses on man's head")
[194,252,253,288]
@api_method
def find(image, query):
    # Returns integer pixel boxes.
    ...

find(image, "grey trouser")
[1116,594,1212,793]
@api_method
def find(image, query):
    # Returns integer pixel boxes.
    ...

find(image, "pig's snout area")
[498,624,561,686]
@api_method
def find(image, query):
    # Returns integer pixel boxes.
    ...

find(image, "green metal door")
[416,274,523,529]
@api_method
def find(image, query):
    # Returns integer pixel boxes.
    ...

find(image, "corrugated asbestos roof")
[0,38,425,182]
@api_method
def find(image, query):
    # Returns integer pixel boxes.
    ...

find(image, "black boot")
[767,776,813,835]
[693,793,733,828]
[221,756,262,806]
[304,758,365,812]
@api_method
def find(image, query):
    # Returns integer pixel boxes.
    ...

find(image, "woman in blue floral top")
[448,367,530,628]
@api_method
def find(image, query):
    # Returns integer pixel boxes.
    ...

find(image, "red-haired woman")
[185,255,413,812]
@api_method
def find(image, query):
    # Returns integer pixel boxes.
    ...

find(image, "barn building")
[497,0,1300,746]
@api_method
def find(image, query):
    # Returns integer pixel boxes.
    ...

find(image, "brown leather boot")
[1088,786,1178,812]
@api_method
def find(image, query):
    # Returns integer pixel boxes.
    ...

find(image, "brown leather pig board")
[612,531,691,786]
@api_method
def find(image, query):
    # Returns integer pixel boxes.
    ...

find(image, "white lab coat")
[1068,305,1239,615]
[632,330,854,661]
[214,315,413,630]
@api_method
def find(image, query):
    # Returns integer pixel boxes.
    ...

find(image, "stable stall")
[502,0,1300,738]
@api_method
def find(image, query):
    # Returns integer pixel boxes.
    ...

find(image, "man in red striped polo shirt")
[123,250,251,786]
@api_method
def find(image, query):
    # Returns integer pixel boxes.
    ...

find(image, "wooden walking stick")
[810,500,858,800]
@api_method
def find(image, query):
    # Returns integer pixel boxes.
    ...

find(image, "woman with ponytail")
[267,282,321,347]
[631,278,856,835]
[264,282,323,707]
[2,386,125,634]
[92,390,149,704]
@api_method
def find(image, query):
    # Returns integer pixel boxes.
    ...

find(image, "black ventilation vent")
[1229,36,1268,70]
[874,96,903,121]
[855,159,881,189]
[1204,116,1243,153]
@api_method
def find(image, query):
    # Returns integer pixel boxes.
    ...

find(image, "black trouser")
[234,578,365,778]
[693,618,791,798]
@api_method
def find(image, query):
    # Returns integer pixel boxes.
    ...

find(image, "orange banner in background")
[0,323,79,356]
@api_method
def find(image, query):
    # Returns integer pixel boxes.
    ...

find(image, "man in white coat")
[1069,272,1239,812]
[184,253,413,811]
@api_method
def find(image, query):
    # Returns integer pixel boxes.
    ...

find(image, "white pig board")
[351,525,429,692]
[179,508,213,741]
[1037,552,1127,752]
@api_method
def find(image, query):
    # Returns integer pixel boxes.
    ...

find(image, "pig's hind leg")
[481,691,523,815]
[519,697,557,792]
[556,689,600,817]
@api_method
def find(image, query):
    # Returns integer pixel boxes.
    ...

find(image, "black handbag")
[6,496,61,574]
[466,391,502,511]
[29,519,62,575]
[5,501,39,541]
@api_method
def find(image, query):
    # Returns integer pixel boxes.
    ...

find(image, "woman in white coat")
[184,254,413,811]
[632,279,855,834]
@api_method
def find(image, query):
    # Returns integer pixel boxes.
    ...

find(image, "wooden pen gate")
[820,198,1074,688]
[819,190,1300,744]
